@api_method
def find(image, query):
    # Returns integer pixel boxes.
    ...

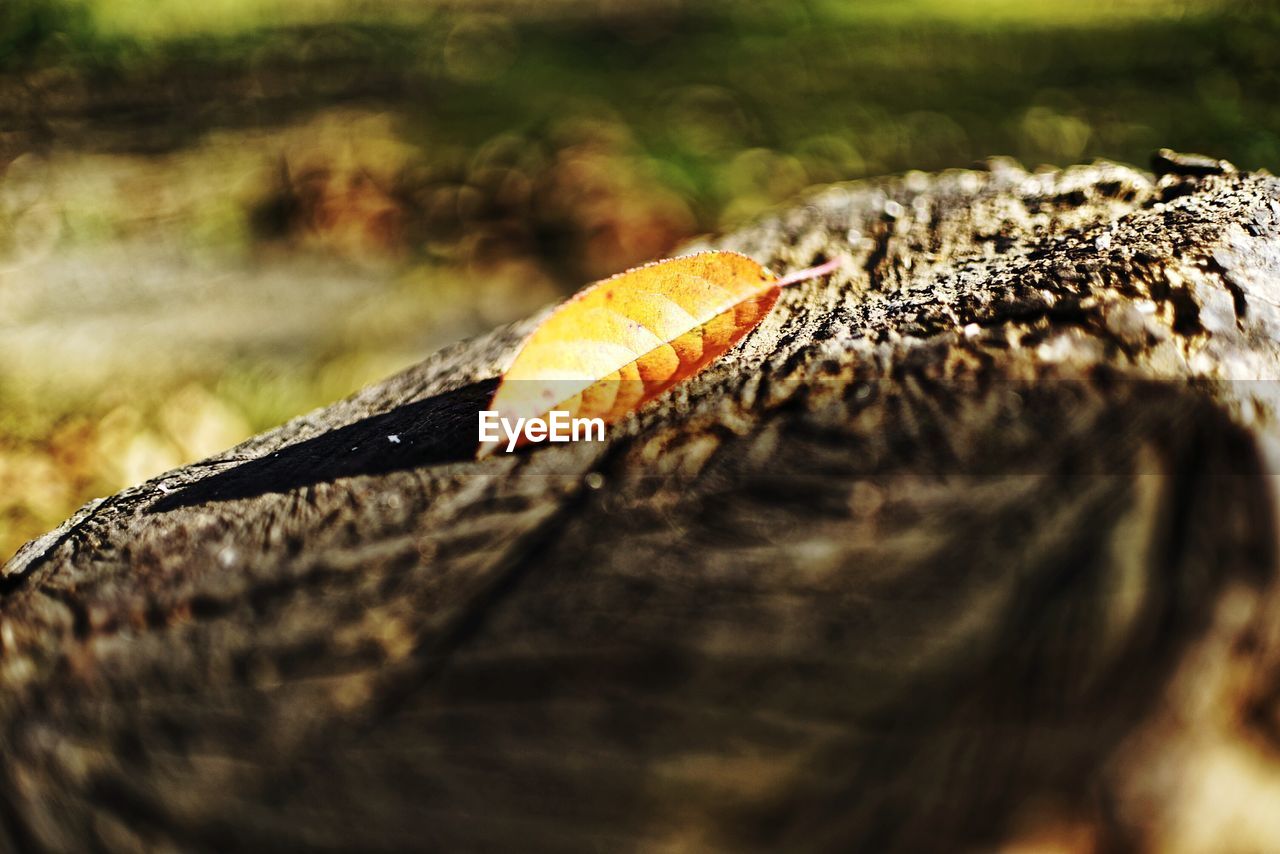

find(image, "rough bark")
[4,151,1280,853]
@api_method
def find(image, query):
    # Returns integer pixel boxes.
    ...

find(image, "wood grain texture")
[5,153,1280,853]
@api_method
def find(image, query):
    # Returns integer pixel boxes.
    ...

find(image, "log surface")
[5,152,1280,852]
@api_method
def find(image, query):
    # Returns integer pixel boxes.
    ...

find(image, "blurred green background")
[1,0,1277,559]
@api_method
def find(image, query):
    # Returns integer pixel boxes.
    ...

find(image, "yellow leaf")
[480,250,838,456]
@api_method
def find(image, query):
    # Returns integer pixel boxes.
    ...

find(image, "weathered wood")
[5,153,1280,852]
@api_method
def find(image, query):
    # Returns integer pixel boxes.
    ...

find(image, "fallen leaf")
[479,250,839,456]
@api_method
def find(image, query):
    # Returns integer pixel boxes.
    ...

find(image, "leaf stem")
[776,257,842,288]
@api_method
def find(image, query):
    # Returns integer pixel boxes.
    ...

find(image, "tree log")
[5,152,1280,852]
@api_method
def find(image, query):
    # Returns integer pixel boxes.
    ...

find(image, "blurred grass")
[2,0,1278,558]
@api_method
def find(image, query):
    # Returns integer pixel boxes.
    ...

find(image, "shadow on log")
[148,379,499,512]
[4,152,1280,852]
